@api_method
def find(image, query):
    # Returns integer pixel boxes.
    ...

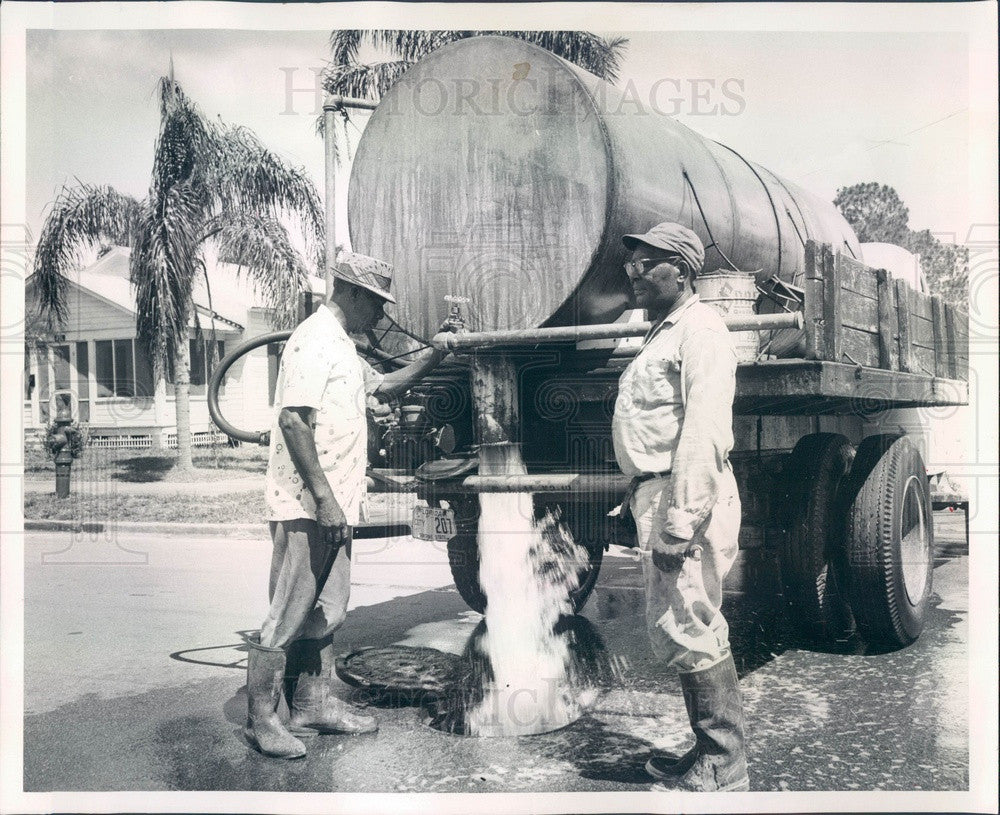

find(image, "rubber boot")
[279,638,320,738]
[645,744,699,780]
[286,638,378,735]
[243,636,307,759]
[646,655,749,791]
[290,675,379,734]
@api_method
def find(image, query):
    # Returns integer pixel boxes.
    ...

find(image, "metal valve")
[444,295,471,331]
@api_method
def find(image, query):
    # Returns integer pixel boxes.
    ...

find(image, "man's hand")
[316,494,351,548]
[651,530,695,573]
[430,316,464,351]
[367,395,398,429]
[438,316,464,334]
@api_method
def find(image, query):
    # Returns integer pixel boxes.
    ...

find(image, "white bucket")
[697,271,760,362]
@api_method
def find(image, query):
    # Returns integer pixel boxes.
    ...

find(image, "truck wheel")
[445,514,604,615]
[842,436,933,647]
[779,433,856,641]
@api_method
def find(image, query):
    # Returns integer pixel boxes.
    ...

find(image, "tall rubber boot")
[646,655,749,791]
[286,638,378,735]
[243,635,307,759]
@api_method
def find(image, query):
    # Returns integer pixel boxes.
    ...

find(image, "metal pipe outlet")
[432,311,802,351]
[458,473,632,493]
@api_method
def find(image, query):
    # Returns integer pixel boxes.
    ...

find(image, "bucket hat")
[334,251,396,304]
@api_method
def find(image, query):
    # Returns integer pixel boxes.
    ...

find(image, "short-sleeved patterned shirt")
[264,306,384,524]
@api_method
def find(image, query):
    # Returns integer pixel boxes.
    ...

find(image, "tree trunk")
[173,330,194,471]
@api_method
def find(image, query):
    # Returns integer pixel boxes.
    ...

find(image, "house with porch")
[24,247,323,448]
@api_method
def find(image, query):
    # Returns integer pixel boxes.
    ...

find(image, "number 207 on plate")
[412,505,456,541]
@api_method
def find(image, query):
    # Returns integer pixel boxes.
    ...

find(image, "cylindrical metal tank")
[348,35,860,341]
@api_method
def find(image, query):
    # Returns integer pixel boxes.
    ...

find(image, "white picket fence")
[87,434,154,450]
[86,430,229,450]
[167,431,230,449]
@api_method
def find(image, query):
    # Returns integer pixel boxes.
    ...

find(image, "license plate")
[412,506,456,541]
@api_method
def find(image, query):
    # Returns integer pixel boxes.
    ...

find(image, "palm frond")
[151,76,218,206]
[210,124,325,268]
[131,190,200,367]
[322,59,413,101]
[32,184,143,325]
[364,30,469,63]
[329,29,363,65]
[508,31,629,82]
[205,211,311,329]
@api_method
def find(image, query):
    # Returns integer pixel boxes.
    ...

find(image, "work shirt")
[265,305,383,525]
[612,295,738,540]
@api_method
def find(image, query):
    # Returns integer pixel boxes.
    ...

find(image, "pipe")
[353,522,412,539]
[209,312,803,444]
[433,473,632,494]
[323,93,379,298]
[432,311,803,351]
[326,94,379,111]
[323,97,339,299]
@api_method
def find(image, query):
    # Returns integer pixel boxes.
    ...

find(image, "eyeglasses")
[623,257,678,280]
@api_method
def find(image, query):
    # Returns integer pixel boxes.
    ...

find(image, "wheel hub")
[899,475,930,604]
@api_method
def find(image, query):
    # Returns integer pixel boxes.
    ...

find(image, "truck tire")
[842,436,934,647]
[446,528,488,613]
[779,432,856,641]
[838,434,903,510]
[445,514,604,615]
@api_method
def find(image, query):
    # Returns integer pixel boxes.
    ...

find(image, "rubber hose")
[207,330,292,444]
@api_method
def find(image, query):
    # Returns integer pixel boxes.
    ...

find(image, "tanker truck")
[209,36,969,648]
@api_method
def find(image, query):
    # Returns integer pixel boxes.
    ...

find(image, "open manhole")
[335,645,469,704]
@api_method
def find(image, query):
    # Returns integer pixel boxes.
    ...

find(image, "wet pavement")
[22,512,968,792]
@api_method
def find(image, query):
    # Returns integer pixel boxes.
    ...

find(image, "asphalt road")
[22,511,969,793]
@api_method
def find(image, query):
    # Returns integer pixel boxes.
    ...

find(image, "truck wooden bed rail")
[803,240,969,380]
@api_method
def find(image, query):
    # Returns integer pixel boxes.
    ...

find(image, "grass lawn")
[23,490,412,525]
[24,441,269,482]
[24,490,268,524]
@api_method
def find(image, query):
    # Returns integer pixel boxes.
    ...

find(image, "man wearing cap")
[612,222,748,791]
[243,252,452,759]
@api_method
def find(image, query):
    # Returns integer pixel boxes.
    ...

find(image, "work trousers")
[631,467,741,673]
[259,518,352,649]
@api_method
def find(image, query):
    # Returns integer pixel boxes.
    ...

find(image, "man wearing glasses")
[612,222,748,791]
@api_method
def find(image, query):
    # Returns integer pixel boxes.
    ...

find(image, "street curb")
[24,519,269,538]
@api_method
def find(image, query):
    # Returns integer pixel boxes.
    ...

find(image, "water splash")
[462,444,597,736]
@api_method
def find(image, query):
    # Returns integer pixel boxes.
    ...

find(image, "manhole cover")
[335,645,466,703]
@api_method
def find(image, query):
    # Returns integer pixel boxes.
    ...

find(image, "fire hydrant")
[48,394,81,499]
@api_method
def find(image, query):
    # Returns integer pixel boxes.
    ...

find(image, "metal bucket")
[697,271,760,362]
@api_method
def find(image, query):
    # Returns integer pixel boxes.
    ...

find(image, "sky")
[25,25,973,252]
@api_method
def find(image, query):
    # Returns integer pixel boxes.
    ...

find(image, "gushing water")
[464,445,596,736]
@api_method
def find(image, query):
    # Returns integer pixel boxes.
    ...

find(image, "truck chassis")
[364,241,969,649]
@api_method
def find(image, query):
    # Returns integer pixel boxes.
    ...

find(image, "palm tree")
[324,29,629,101]
[32,69,323,471]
